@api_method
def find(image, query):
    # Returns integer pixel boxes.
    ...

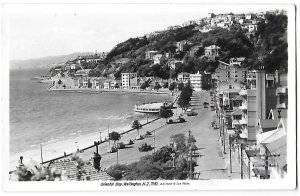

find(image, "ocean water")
[9,69,170,167]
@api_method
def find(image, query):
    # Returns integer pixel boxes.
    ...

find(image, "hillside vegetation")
[88,13,287,79]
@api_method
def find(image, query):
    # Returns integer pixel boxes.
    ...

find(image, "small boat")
[38,78,53,84]
[134,102,173,114]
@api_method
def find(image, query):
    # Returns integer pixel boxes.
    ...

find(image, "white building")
[190,71,203,91]
[153,54,163,65]
[177,72,190,83]
[121,73,138,89]
[145,51,158,60]
[204,45,221,57]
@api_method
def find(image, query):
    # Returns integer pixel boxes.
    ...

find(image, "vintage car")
[138,142,152,152]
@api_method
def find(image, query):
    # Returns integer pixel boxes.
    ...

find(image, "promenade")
[75,91,238,180]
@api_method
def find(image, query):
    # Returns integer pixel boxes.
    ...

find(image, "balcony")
[276,87,287,95]
[239,89,247,96]
[276,103,287,109]
[239,102,247,110]
[232,117,247,126]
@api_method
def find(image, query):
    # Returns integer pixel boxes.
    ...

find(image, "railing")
[276,87,287,95]
[239,89,247,96]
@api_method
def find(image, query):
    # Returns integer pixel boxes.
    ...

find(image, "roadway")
[80,91,233,180]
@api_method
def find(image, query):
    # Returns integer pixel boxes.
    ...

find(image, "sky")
[2,3,283,60]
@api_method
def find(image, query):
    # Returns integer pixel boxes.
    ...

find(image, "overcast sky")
[3,4,283,60]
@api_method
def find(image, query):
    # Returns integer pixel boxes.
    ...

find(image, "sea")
[9,69,170,169]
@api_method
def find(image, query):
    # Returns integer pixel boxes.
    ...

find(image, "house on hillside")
[176,40,192,52]
[167,59,183,70]
[152,54,164,65]
[229,57,246,66]
[204,45,221,57]
[145,51,158,60]
[74,69,91,77]
[189,45,203,57]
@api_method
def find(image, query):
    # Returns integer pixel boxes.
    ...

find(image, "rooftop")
[205,45,221,49]
[48,159,113,181]
[264,135,287,169]
[258,119,278,130]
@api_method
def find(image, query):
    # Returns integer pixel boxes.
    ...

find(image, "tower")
[255,66,266,121]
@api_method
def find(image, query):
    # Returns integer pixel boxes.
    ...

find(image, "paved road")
[80,91,233,180]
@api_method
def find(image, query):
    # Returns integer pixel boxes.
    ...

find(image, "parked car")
[167,117,186,124]
[116,142,125,149]
[187,108,197,116]
[136,135,144,140]
[138,142,152,152]
[125,139,134,145]
[109,146,118,153]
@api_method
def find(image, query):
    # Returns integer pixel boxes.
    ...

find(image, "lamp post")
[116,148,119,165]
[222,117,226,154]
[229,135,232,173]
[99,131,102,143]
[153,129,156,153]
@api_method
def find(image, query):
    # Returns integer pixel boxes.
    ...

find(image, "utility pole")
[40,144,43,164]
[240,144,243,179]
[108,125,110,149]
[229,135,232,173]
[99,131,102,143]
[190,145,193,180]
[153,129,156,153]
[223,117,226,154]
[117,149,119,165]
[188,130,193,180]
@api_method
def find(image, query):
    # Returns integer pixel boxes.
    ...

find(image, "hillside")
[10,52,93,70]
[87,12,287,79]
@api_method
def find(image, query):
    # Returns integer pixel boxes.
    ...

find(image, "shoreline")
[48,88,173,95]
[9,116,160,171]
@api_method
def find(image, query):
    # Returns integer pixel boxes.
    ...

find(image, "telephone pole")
[40,144,43,164]
[153,129,156,153]
[240,144,244,179]
[223,117,226,154]
[229,135,232,173]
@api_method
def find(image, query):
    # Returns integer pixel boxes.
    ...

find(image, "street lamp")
[222,117,226,154]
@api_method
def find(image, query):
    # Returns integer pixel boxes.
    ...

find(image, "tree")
[170,134,188,154]
[177,82,184,91]
[109,131,121,147]
[163,82,169,88]
[177,86,192,111]
[159,106,174,123]
[168,82,177,92]
[106,164,128,181]
[154,82,162,92]
[152,146,174,163]
[140,81,150,90]
[132,120,142,137]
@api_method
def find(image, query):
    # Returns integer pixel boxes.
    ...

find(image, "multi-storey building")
[215,61,248,83]
[189,71,212,91]
[204,45,221,57]
[121,73,138,89]
[177,72,190,83]
[145,51,158,60]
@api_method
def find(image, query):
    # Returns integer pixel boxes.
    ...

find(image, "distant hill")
[88,12,287,79]
[10,52,93,70]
